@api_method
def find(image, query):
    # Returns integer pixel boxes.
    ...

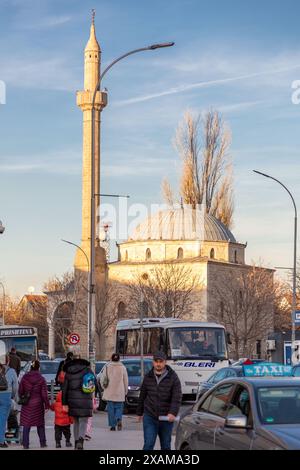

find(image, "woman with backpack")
[0,363,11,448]
[18,360,50,449]
[62,356,95,450]
[100,353,128,431]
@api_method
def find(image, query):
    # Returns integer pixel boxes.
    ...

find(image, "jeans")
[73,417,88,441]
[55,424,71,443]
[22,426,46,448]
[107,401,124,428]
[143,414,174,450]
[0,391,11,444]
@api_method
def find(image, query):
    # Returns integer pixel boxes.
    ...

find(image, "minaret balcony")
[76,90,108,111]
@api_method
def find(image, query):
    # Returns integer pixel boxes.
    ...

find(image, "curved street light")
[88,40,175,364]
[253,170,298,363]
[0,221,5,234]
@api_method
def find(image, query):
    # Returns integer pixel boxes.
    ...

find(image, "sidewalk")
[5,411,175,451]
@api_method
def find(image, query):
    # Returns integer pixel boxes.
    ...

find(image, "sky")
[0,0,300,297]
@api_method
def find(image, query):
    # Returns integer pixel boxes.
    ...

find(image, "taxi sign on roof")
[243,363,293,378]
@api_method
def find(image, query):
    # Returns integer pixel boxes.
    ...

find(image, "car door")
[187,382,235,450]
[214,384,255,450]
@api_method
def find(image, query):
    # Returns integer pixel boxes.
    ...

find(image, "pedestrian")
[0,363,11,448]
[99,353,128,431]
[18,359,50,449]
[136,351,182,451]
[50,390,73,448]
[5,355,18,402]
[8,347,21,377]
[62,356,95,450]
[55,351,74,386]
[85,396,97,440]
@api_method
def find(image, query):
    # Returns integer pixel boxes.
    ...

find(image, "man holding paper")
[136,351,182,450]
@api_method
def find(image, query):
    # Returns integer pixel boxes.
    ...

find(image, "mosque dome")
[129,208,236,243]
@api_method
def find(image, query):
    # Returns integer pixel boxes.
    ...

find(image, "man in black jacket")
[136,351,182,450]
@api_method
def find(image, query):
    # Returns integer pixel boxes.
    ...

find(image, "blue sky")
[1,0,300,296]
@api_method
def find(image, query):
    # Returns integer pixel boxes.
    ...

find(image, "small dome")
[130,208,236,243]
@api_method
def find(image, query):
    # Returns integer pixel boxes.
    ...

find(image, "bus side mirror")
[227,333,232,345]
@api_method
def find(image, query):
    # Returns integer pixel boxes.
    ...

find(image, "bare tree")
[128,262,200,319]
[210,266,274,358]
[94,280,119,357]
[162,110,234,228]
[44,271,87,354]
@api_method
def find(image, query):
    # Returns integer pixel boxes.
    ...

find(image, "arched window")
[234,250,238,264]
[239,291,243,309]
[210,248,215,259]
[117,301,126,319]
[125,250,128,262]
[177,247,184,260]
[141,301,149,317]
[164,300,173,317]
[146,248,151,261]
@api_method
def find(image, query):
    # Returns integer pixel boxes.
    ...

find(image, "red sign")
[68,333,80,345]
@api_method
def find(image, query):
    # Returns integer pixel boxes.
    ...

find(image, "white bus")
[0,326,38,366]
[116,318,229,398]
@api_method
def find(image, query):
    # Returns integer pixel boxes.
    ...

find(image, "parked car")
[40,360,60,398]
[176,376,300,450]
[97,358,153,412]
[196,366,243,400]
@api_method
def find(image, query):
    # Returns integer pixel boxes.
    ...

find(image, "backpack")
[0,372,8,391]
[57,370,65,384]
[82,371,96,394]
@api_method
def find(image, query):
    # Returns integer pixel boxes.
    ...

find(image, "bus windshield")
[167,327,228,361]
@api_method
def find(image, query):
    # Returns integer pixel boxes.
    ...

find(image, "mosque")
[47,17,274,360]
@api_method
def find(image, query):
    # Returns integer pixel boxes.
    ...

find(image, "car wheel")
[180,442,191,451]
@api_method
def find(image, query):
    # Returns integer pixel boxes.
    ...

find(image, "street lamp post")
[88,38,175,365]
[0,282,5,326]
[253,170,298,363]
[62,239,90,358]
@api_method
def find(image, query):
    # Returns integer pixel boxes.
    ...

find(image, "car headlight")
[128,385,140,391]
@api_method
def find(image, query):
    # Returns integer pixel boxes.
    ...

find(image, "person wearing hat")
[136,351,182,450]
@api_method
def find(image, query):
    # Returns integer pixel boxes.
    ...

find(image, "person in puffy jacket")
[62,357,94,450]
[50,390,73,448]
[19,360,50,449]
[136,351,182,450]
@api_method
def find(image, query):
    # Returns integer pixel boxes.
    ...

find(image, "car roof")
[218,377,300,387]
[121,358,152,363]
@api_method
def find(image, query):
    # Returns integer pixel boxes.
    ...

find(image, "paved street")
[5,404,194,451]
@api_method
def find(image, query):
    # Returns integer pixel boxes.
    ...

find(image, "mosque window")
[210,248,215,259]
[146,248,151,261]
[234,250,238,264]
[89,54,92,58]
[164,300,173,317]
[177,247,184,260]
[125,250,128,261]
[117,302,126,319]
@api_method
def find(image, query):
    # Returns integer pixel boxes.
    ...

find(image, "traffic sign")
[294,311,300,325]
[67,333,80,345]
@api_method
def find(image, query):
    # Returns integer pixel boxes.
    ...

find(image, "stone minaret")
[74,14,107,357]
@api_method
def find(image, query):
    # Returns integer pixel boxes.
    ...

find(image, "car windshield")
[40,362,59,375]
[95,362,106,375]
[168,327,228,360]
[257,386,300,425]
[123,361,152,377]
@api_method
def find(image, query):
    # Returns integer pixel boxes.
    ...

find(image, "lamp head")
[149,42,175,50]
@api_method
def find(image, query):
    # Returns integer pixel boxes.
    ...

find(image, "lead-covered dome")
[129,208,236,243]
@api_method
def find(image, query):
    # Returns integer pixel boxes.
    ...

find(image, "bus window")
[117,328,165,356]
[13,337,37,362]
[0,340,6,363]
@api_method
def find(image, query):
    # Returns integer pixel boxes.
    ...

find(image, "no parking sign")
[67,333,80,345]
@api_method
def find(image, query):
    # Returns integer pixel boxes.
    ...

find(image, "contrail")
[114,64,300,107]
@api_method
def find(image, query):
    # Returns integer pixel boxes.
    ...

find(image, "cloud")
[20,15,72,30]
